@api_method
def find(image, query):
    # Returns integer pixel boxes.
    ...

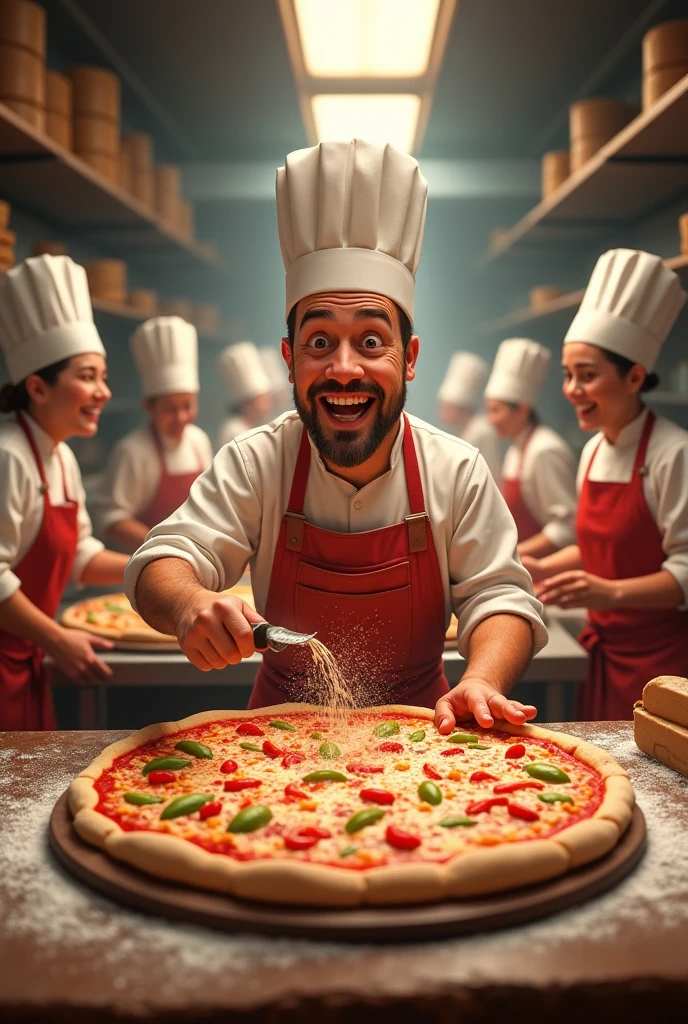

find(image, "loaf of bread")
[641,675,688,730]
[634,705,688,778]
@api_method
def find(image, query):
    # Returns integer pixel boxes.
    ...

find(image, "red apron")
[0,414,79,730]
[576,410,688,721]
[139,427,204,528]
[501,427,542,542]
[251,414,449,710]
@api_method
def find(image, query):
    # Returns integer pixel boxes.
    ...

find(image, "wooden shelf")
[0,103,223,276]
[482,75,688,268]
[479,253,688,336]
[92,298,221,342]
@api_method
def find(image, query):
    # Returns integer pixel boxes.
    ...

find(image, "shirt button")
[354,500,362,510]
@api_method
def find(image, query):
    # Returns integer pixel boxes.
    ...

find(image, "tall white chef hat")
[438,352,489,408]
[130,316,199,398]
[276,139,428,321]
[0,254,104,384]
[564,249,686,371]
[217,342,272,404]
[259,345,289,394]
[485,338,551,406]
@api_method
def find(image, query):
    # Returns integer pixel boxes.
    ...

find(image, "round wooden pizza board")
[113,639,181,652]
[49,793,646,941]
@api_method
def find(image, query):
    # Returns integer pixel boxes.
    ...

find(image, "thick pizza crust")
[67,704,634,907]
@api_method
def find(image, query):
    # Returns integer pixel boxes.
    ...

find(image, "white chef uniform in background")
[216,341,272,448]
[96,317,212,548]
[437,351,503,481]
[485,338,577,553]
[259,344,291,416]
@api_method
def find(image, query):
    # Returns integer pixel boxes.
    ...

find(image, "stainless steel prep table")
[49,619,587,727]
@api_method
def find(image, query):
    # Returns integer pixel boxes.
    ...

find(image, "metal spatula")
[252,622,316,653]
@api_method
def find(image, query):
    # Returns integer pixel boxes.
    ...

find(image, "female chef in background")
[260,344,291,417]
[437,351,503,482]
[97,317,212,553]
[0,255,129,729]
[216,341,273,448]
[525,249,688,720]
[484,338,578,558]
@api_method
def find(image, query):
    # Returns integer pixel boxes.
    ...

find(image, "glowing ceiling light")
[311,94,421,153]
[294,0,441,77]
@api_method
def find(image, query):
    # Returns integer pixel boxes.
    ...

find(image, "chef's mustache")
[308,381,386,402]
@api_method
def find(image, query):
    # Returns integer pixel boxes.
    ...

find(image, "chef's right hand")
[48,628,114,683]
[176,592,266,671]
[521,555,548,583]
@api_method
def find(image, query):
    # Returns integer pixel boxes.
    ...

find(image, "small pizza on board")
[68,704,635,908]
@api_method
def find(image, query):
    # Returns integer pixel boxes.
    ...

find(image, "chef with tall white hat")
[216,341,273,448]
[124,139,546,733]
[526,249,688,720]
[96,316,212,553]
[438,351,502,481]
[260,344,292,416]
[0,255,129,729]
[484,338,578,558]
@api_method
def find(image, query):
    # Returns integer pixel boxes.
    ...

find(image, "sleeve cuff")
[124,546,214,612]
[71,538,106,588]
[455,590,548,658]
[0,570,22,605]
[661,559,688,611]
[542,521,577,550]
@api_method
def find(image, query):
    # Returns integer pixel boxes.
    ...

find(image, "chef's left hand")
[435,677,537,733]
[536,570,616,609]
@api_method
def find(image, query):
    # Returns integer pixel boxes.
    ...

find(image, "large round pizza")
[68,704,634,907]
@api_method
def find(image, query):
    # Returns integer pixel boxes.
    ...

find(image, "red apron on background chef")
[125,138,548,735]
[437,351,503,483]
[96,317,212,554]
[0,255,128,729]
[216,341,273,449]
[484,338,578,559]
[533,249,688,721]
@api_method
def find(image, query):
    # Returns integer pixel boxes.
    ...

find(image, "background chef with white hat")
[125,138,546,733]
[484,338,578,558]
[96,316,212,554]
[216,340,273,448]
[0,255,129,729]
[260,344,292,417]
[437,351,502,482]
[526,249,688,721]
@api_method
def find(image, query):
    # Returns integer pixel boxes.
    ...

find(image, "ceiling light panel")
[311,94,421,153]
[294,0,441,77]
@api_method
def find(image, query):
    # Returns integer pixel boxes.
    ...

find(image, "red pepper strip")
[199,800,222,820]
[262,739,284,759]
[147,770,175,784]
[298,826,331,839]
[386,825,421,850]
[378,741,404,754]
[236,722,265,736]
[346,763,384,774]
[220,759,238,774]
[423,763,442,780]
[465,796,509,816]
[470,771,499,783]
[493,780,544,794]
[284,833,320,851]
[440,747,464,757]
[505,743,526,759]
[224,778,261,791]
[284,782,306,800]
[281,752,306,768]
[359,788,395,805]
[507,801,540,822]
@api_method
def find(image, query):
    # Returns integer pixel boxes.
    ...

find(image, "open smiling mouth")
[319,394,377,425]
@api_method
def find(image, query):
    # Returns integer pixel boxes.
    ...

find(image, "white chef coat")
[461,413,503,484]
[216,415,250,450]
[577,407,688,604]
[0,413,104,604]
[95,423,213,534]
[501,424,577,549]
[125,411,547,658]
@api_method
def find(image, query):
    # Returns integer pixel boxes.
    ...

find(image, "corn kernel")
[299,799,318,811]
[448,770,463,781]
[394,761,410,771]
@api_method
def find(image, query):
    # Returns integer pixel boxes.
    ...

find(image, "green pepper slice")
[310,731,323,740]
[86,611,98,624]
[447,732,478,744]
[302,770,348,783]
[269,720,296,731]
[339,845,358,858]
[374,721,400,738]
[141,756,192,776]
[123,792,163,806]
[467,743,491,750]
[525,763,571,784]
[439,816,478,828]
[418,780,442,805]
[408,730,426,742]
[319,741,341,759]
[239,742,261,752]
[160,793,213,820]
[227,805,272,833]
[104,600,128,613]
[538,792,574,805]
[345,808,385,834]
[174,740,213,759]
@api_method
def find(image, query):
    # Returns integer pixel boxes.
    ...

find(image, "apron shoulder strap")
[402,414,431,553]
[634,410,655,476]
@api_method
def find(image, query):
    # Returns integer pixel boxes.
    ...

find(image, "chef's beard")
[294,379,406,468]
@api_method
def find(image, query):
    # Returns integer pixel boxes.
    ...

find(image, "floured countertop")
[1,723,687,1022]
